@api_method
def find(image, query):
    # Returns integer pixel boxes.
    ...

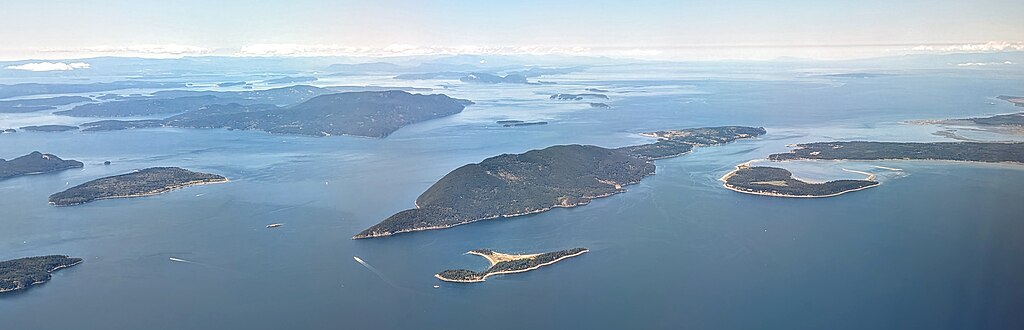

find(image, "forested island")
[55,85,329,117]
[769,141,1024,163]
[435,248,588,283]
[720,141,1024,197]
[19,125,78,132]
[721,163,879,197]
[354,126,764,238]
[74,90,472,138]
[1,255,82,294]
[0,151,83,180]
[49,167,227,206]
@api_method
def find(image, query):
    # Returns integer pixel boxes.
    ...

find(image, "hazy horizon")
[2,0,1022,61]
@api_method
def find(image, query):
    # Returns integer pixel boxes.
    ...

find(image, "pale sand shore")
[719,160,880,198]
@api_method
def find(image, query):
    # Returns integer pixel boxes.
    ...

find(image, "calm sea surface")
[2,65,1023,329]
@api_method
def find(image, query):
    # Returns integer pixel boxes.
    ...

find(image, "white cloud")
[911,42,1024,53]
[40,44,213,58]
[5,61,90,71]
[955,60,1015,67]
[237,43,593,57]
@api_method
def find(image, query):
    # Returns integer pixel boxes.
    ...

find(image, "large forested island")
[57,85,329,117]
[48,167,227,206]
[435,248,588,283]
[75,90,472,138]
[769,141,1024,163]
[721,163,879,197]
[1,255,82,294]
[0,151,83,180]
[354,126,764,238]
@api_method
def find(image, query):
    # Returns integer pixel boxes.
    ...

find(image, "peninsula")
[1,255,82,294]
[49,167,227,206]
[1,151,83,180]
[769,141,1024,163]
[354,126,765,238]
[721,163,879,197]
[435,248,588,283]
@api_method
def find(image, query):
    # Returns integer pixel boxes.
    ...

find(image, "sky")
[1,0,1022,61]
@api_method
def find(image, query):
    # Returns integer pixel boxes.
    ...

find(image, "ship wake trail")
[168,257,235,273]
[353,256,398,288]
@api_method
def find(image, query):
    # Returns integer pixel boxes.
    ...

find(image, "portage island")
[723,141,1024,198]
[435,248,588,283]
[1,151,83,180]
[49,167,227,206]
[1,255,82,294]
[354,126,765,239]
[721,163,879,197]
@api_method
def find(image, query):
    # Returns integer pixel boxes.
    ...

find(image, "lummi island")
[354,126,765,238]
[0,151,83,180]
[48,167,228,206]
[435,248,588,283]
[75,90,472,138]
[722,141,1024,198]
[1,255,82,294]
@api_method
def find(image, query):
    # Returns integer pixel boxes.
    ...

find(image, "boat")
[266,223,283,229]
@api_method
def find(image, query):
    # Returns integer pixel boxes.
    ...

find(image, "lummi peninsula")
[354,126,765,238]
[435,248,588,283]
[48,167,227,206]
[1,255,82,294]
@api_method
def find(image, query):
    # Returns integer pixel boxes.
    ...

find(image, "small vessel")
[433,285,440,289]
[266,223,283,229]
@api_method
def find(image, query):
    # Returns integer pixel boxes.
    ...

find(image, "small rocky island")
[49,167,227,206]
[435,248,588,283]
[354,126,765,238]
[721,163,879,197]
[496,120,548,127]
[1,151,83,180]
[550,93,608,101]
[1,255,82,294]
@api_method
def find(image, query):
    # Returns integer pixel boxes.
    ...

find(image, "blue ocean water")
[1,64,1023,329]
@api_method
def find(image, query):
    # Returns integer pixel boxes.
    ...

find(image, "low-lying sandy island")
[435,248,588,283]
